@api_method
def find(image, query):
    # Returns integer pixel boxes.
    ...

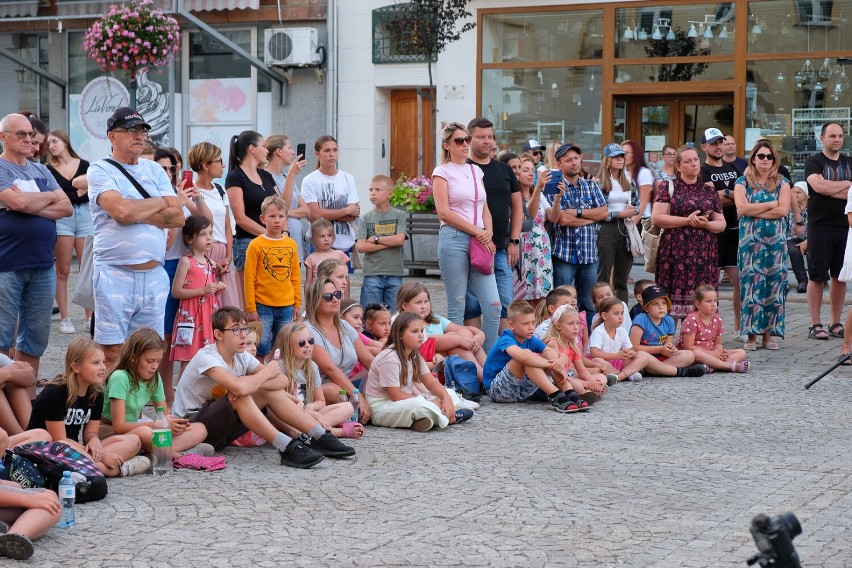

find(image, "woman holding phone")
[264,134,310,261]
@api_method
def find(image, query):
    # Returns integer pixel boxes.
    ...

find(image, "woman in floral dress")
[512,155,561,306]
[651,146,726,320]
[734,139,790,351]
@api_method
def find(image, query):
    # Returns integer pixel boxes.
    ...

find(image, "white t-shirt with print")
[172,343,260,417]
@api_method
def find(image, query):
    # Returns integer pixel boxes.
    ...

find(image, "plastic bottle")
[349,388,360,423]
[152,406,172,477]
[338,389,348,404]
[57,471,76,528]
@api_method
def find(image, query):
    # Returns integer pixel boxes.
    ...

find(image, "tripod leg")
[805,353,852,389]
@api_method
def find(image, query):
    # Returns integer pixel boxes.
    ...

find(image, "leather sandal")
[809,324,829,340]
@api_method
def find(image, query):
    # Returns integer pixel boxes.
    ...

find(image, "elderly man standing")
[0,113,72,381]
[88,107,187,365]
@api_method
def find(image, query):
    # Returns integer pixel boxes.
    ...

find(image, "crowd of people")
[0,107,851,560]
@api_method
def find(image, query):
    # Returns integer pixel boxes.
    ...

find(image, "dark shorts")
[807,224,847,282]
[191,396,248,451]
[717,230,738,268]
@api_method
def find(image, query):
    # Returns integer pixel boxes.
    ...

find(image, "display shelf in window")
[787,107,851,182]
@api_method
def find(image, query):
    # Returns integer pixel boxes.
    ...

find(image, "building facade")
[337,0,852,206]
[0,0,328,165]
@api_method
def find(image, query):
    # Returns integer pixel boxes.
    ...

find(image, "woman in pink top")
[432,122,501,349]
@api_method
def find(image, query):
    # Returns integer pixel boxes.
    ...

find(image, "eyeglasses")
[209,158,223,164]
[452,136,472,146]
[113,127,150,136]
[663,152,676,157]
[296,337,316,347]
[754,153,775,161]
[227,326,251,335]
[3,130,37,140]
[321,290,343,302]
[162,165,177,173]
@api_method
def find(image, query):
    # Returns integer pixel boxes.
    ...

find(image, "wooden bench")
[403,212,440,275]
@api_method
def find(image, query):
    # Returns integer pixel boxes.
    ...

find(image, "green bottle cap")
[339,390,347,395]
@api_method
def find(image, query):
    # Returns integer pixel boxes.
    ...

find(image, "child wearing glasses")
[173,306,356,468]
[273,322,363,439]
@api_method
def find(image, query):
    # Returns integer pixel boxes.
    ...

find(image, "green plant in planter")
[391,174,435,213]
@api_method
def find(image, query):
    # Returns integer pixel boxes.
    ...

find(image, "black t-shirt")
[47,160,90,206]
[225,168,278,239]
[466,158,520,249]
[28,384,103,443]
[805,152,852,227]
[701,161,742,231]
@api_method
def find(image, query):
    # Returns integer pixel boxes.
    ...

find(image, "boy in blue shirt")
[484,301,588,412]
[629,285,703,374]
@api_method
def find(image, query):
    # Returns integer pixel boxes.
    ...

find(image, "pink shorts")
[611,359,625,371]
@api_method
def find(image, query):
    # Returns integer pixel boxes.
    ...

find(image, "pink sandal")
[340,422,364,439]
[731,361,750,373]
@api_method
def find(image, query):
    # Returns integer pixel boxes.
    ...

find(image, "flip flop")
[340,421,364,439]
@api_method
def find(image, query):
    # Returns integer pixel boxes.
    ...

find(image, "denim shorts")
[359,275,402,312]
[93,264,170,345]
[55,203,94,238]
[232,237,253,272]
[256,303,294,356]
[487,366,540,403]
[0,268,56,356]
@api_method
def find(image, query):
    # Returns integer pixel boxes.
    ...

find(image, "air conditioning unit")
[264,27,321,67]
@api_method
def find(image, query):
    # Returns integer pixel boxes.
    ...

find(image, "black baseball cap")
[107,107,151,133]
[555,143,582,160]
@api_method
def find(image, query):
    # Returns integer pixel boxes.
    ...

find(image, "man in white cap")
[700,127,744,337]
[522,139,545,166]
[787,181,809,294]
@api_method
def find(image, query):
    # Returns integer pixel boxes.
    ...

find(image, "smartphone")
[296,143,306,159]
[181,170,194,188]
[543,169,563,196]
[182,409,200,420]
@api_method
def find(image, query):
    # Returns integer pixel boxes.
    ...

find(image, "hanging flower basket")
[391,174,435,213]
[83,0,180,80]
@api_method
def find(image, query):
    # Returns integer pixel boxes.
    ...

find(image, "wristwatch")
[509,238,521,245]
[576,207,584,218]
[724,188,730,198]
[373,236,380,244]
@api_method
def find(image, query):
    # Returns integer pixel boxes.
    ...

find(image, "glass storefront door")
[618,95,734,164]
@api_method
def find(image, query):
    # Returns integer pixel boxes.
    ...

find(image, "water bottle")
[152,406,172,477]
[338,389,348,404]
[57,471,75,528]
[349,388,360,423]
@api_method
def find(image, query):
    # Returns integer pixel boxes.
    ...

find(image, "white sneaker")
[454,396,480,411]
[59,317,76,334]
[628,372,643,382]
[120,455,151,477]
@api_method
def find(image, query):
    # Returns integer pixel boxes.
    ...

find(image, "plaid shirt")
[549,177,607,264]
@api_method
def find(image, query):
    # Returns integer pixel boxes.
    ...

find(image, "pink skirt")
[210,241,243,310]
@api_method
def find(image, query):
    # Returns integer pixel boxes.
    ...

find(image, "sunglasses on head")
[322,290,343,302]
[754,152,775,161]
[296,337,315,347]
[452,136,472,146]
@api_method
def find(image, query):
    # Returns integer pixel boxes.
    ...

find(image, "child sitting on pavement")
[543,304,607,403]
[628,286,707,377]
[629,279,655,321]
[172,306,355,469]
[677,285,750,373]
[483,301,588,413]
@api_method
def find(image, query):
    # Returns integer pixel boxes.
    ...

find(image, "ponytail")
[229,130,262,172]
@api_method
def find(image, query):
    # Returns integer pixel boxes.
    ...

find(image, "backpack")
[1,451,45,489]
[442,355,482,403]
[13,441,108,503]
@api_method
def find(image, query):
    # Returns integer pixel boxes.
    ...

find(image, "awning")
[0,1,38,18]
[56,0,258,16]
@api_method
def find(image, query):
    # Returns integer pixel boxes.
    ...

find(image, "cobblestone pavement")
[28,264,852,567]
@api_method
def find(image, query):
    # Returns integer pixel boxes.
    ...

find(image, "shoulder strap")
[104,158,152,199]
[470,164,478,225]
[212,181,226,200]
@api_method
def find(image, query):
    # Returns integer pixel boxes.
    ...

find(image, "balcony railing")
[372,3,436,65]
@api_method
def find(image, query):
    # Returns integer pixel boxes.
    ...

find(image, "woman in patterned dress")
[734,139,791,351]
[511,155,560,306]
[651,146,727,320]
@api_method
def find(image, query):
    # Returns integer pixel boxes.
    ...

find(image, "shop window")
[482,10,603,63]
[481,66,603,161]
[747,58,851,181]
[749,0,852,55]
[615,3,735,58]
[372,3,438,64]
[614,62,733,84]
[189,30,251,80]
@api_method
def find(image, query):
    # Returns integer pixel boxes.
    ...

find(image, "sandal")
[837,353,852,366]
[731,361,751,373]
[764,340,780,350]
[809,324,830,340]
[744,339,758,351]
[579,392,600,405]
[340,421,364,439]
[828,323,845,338]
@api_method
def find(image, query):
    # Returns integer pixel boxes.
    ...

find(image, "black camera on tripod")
[746,512,802,568]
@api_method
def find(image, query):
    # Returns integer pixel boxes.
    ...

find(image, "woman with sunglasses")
[432,122,501,350]
[734,140,791,351]
[304,279,373,424]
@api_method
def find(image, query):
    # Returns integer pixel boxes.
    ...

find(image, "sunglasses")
[296,337,316,347]
[322,290,343,302]
[162,165,177,173]
[754,152,775,161]
[452,136,472,146]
